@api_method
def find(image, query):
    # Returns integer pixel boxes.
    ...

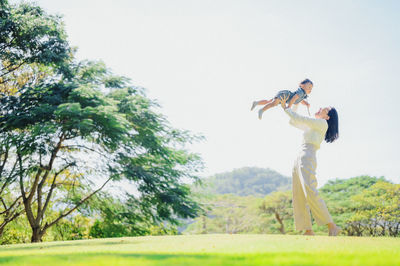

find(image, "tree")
[53,214,92,241]
[0,186,23,236]
[350,181,400,237]
[88,193,150,238]
[0,0,70,237]
[260,191,292,234]
[0,63,55,237]
[319,175,386,235]
[0,0,70,86]
[1,0,202,243]
[0,58,203,242]
[184,194,268,234]
[0,62,53,96]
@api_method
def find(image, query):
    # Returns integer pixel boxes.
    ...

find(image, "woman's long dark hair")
[325,108,339,143]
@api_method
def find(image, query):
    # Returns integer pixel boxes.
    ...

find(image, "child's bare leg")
[258,99,273,105]
[251,99,273,111]
[261,99,280,111]
[258,98,280,119]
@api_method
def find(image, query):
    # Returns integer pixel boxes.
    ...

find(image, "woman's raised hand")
[280,95,289,109]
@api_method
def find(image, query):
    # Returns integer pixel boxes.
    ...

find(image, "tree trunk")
[201,215,207,234]
[31,227,44,242]
[275,212,285,234]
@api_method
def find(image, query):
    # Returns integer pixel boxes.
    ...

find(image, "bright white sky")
[17,0,400,185]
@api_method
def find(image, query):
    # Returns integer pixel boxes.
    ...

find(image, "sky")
[13,0,400,186]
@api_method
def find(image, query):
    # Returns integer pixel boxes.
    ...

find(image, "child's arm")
[287,94,299,108]
[300,100,310,107]
[301,100,311,115]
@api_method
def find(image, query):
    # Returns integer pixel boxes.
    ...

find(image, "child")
[251,79,313,119]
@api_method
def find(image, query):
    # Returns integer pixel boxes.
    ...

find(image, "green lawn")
[0,234,399,265]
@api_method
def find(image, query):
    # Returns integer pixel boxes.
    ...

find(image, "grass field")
[0,234,400,265]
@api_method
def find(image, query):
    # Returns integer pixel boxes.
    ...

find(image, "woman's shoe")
[304,231,315,236]
[329,226,341,236]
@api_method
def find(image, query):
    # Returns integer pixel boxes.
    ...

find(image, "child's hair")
[300,79,313,85]
[325,107,339,143]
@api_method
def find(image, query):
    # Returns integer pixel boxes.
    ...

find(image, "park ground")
[0,234,399,265]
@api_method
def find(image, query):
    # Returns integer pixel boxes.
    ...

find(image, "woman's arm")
[284,108,327,130]
[279,95,305,130]
[279,94,326,130]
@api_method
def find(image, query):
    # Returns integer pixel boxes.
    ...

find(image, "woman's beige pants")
[292,143,333,231]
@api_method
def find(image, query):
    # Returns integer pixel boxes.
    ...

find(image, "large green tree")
[0,58,203,242]
[0,0,70,237]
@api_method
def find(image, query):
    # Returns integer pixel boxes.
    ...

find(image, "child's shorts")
[274,90,293,102]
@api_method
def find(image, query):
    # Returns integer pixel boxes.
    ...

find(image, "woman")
[281,96,340,236]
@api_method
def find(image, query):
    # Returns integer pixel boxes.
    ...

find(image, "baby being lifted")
[251,79,313,119]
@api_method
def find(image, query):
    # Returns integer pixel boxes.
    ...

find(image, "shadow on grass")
[0,252,395,266]
[1,239,141,252]
[0,253,250,266]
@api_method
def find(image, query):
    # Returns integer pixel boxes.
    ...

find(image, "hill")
[194,167,291,197]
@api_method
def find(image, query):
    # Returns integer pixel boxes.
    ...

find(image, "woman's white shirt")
[284,107,328,149]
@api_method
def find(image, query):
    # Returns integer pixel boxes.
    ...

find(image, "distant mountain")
[194,167,291,197]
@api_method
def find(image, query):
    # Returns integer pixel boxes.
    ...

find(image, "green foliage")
[148,224,178,236]
[320,175,383,199]
[319,176,385,233]
[86,193,180,238]
[346,181,400,236]
[260,191,293,234]
[0,0,70,79]
[52,215,92,241]
[0,0,203,242]
[88,195,150,238]
[185,167,292,235]
[186,173,396,237]
[0,214,31,245]
[185,194,271,234]
[0,58,203,241]
[194,167,291,197]
[0,0,70,239]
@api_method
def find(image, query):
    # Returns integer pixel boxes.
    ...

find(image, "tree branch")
[35,135,65,223]
[43,177,112,231]
[40,163,74,221]
[0,61,26,78]
[0,145,9,177]
[0,158,17,196]
[17,152,26,202]
[0,195,21,215]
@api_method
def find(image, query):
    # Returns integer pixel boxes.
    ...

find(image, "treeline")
[186,170,400,237]
[0,0,202,243]
[322,177,400,236]
[193,167,291,197]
